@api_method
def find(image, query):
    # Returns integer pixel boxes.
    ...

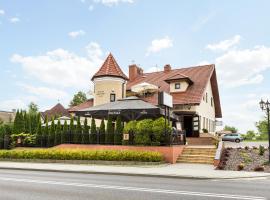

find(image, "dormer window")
[175,83,181,89]
[110,93,116,102]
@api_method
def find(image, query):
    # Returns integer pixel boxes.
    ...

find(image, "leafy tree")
[135,119,153,145]
[75,117,82,144]
[99,119,106,144]
[224,125,238,133]
[243,130,256,140]
[28,102,38,114]
[114,116,123,145]
[256,118,268,134]
[82,118,89,144]
[24,112,30,133]
[152,117,171,145]
[69,91,87,107]
[48,117,55,147]
[62,120,68,144]
[90,118,97,144]
[55,119,62,145]
[106,116,114,144]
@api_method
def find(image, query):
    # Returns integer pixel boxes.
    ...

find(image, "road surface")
[0,169,269,200]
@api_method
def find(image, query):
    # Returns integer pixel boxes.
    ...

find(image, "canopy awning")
[76,96,178,121]
[131,82,158,94]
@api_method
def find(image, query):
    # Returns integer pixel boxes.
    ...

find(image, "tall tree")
[55,119,62,145]
[90,118,97,144]
[44,116,49,147]
[82,118,89,144]
[70,116,75,143]
[114,116,123,145]
[35,118,42,147]
[75,117,82,144]
[69,91,87,107]
[28,102,38,114]
[62,120,68,144]
[24,112,30,133]
[99,119,105,144]
[106,116,114,144]
[49,117,55,147]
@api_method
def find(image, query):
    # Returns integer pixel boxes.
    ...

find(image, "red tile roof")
[41,103,70,120]
[165,73,193,84]
[68,99,94,112]
[91,53,128,80]
[127,64,222,118]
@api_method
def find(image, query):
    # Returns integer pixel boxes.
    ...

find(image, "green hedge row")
[0,149,163,162]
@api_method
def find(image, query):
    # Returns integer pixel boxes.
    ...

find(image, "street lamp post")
[259,99,270,162]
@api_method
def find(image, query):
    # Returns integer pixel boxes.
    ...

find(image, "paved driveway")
[224,141,269,148]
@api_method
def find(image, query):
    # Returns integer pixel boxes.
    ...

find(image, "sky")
[0,0,270,133]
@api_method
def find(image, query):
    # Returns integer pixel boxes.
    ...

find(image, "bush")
[114,116,123,145]
[11,133,36,147]
[105,116,114,144]
[152,117,171,145]
[237,163,245,171]
[90,118,97,144]
[0,149,163,162]
[254,166,264,171]
[259,145,265,156]
[99,119,105,144]
[202,128,208,133]
[135,119,153,145]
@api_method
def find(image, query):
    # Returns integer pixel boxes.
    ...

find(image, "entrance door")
[183,116,193,137]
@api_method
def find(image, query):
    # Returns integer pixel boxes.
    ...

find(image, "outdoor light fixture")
[259,99,270,162]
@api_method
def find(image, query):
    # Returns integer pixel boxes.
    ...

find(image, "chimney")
[129,64,143,81]
[164,64,171,72]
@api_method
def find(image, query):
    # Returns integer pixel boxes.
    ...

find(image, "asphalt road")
[0,169,269,200]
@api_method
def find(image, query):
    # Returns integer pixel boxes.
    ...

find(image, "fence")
[0,130,186,149]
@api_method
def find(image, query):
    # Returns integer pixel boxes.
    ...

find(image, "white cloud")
[18,83,69,100]
[0,9,5,15]
[10,42,104,90]
[0,99,26,111]
[145,66,161,73]
[146,36,173,56]
[88,5,94,11]
[216,46,270,87]
[94,0,134,6]
[206,35,241,51]
[9,17,20,23]
[68,30,86,38]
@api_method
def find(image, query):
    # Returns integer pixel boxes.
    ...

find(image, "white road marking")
[0,177,266,200]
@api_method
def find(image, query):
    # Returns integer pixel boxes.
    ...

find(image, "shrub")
[254,166,264,171]
[0,149,163,162]
[237,163,245,171]
[135,119,153,145]
[11,133,36,147]
[202,128,208,133]
[82,118,89,144]
[244,146,249,150]
[90,118,97,144]
[152,117,171,145]
[48,117,55,147]
[259,145,265,156]
[124,120,137,133]
[55,119,62,145]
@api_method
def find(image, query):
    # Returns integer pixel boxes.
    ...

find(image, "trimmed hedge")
[0,149,163,162]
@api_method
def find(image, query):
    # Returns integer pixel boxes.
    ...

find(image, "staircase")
[177,146,216,164]
[186,137,217,146]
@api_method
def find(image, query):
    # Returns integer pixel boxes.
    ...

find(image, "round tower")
[91,53,129,106]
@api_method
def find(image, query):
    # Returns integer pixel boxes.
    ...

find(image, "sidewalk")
[0,161,269,179]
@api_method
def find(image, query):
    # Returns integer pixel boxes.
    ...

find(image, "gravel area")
[218,147,270,172]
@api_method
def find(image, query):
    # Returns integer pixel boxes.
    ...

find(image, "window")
[110,93,116,102]
[175,83,181,89]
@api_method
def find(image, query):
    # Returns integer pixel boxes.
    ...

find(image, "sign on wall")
[158,92,173,108]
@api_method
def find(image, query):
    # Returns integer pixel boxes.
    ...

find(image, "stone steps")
[177,147,216,165]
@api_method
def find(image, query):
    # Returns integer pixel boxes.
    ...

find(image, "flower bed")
[217,146,270,172]
[0,149,163,162]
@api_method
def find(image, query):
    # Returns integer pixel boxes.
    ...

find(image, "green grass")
[0,149,163,162]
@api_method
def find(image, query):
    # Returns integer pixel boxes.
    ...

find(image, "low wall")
[214,141,224,167]
[56,144,185,164]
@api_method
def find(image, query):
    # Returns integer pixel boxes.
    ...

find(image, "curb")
[0,166,269,180]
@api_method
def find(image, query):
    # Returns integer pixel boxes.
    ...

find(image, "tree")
[256,118,268,134]
[55,119,62,145]
[224,125,238,133]
[24,112,30,133]
[35,117,42,146]
[44,116,49,147]
[69,91,87,107]
[75,117,82,144]
[70,117,75,143]
[48,117,55,147]
[0,117,3,125]
[82,118,89,144]
[90,118,97,144]
[28,102,38,114]
[62,120,68,144]
[106,116,114,144]
[114,116,123,145]
[99,119,105,144]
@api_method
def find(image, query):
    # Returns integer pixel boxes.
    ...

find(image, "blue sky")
[0,0,270,133]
